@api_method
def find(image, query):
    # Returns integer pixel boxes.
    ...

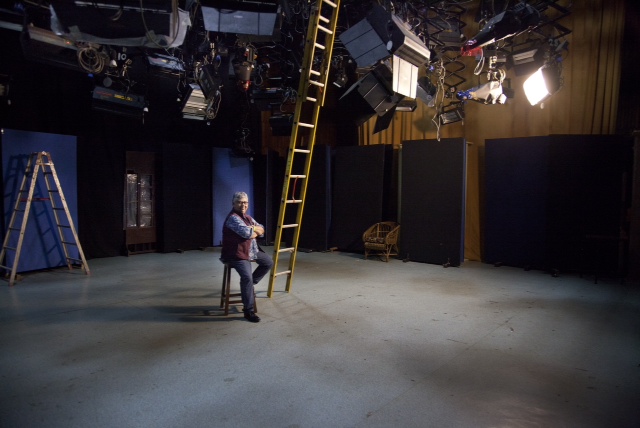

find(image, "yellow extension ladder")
[267,0,341,297]
[0,151,90,286]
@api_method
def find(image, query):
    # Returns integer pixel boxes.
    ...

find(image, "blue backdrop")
[212,148,253,247]
[2,129,78,273]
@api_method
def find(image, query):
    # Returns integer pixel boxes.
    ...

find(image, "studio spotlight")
[333,70,348,88]
[523,63,561,106]
[462,3,540,53]
[507,45,545,76]
[181,83,207,120]
[416,76,437,108]
[234,62,253,91]
[396,99,417,112]
[438,104,465,125]
[456,80,507,105]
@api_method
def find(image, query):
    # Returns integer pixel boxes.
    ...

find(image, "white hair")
[232,191,248,203]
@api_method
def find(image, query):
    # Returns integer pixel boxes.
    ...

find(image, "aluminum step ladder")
[0,151,90,286]
[267,0,341,297]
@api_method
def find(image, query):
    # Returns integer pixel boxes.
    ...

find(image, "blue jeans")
[226,251,273,312]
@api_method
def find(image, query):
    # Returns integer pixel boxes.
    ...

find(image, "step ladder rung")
[289,175,307,178]
[278,247,295,253]
[281,224,299,229]
[310,69,321,76]
[61,241,77,246]
[309,80,325,88]
[8,227,20,231]
[306,96,317,102]
[319,15,330,23]
[318,25,333,35]
[298,122,315,128]
[0,264,11,270]
[293,149,311,153]
[67,257,82,262]
[323,0,337,7]
[58,225,71,228]
[3,246,16,251]
[285,199,303,204]
[274,270,292,277]
[314,43,325,50]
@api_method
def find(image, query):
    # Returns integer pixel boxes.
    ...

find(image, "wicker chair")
[362,221,400,262]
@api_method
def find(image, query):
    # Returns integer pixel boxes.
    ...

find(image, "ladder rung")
[309,80,325,88]
[67,257,82,262]
[306,96,317,102]
[319,15,330,23]
[3,246,16,251]
[8,227,20,231]
[323,0,337,7]
[48,189,59,192]
[285,199,303,204]
[278,247,295,253]
[281,224,299,229]
[61,241,77,246]
[0,264,12,270]
[314,43,325,50]
[318,25,333,35]
[310,69,321,76]
[52,207,65,210]
[298,122,315,128]
[29,198,50,201]
[293,149,311,153]
[289,175,307,178]
[58,225,71,228]
[274,270,292,277]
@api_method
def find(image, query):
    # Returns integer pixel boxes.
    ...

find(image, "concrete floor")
[0,248,638,428]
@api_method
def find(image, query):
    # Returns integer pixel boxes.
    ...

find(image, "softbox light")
[523,64,561,105]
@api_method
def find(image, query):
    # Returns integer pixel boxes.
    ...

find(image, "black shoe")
[244,311,261,323]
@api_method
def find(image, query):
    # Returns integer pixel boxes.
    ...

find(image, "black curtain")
[331,145,389,252]
[77,134,126,258]
[400,139,467,266]
[160,142,213,252]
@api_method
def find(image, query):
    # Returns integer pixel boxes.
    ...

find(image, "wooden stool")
[220,263,257,316]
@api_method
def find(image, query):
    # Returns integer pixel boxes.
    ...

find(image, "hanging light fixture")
[523,62,562,106]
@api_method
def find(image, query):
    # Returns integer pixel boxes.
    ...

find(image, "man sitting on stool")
[221,191,273,323]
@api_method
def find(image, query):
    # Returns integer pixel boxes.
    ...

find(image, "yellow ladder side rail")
[283,1,341,293]
[316,1,341,108]
[267,5,323,297]
[268,0,340,297]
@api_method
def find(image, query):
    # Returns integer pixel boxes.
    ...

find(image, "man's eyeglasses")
[235,201,249,205]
